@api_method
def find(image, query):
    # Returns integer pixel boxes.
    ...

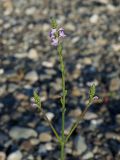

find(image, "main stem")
[58,44,66,160]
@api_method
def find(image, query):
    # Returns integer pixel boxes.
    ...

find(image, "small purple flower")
[93,96,99,100]
[51,38,59,46]
[31,103,38,108]
[49,27,66,46]
[31,97,37,108]
[49,28,57,38]
[58,28,66,38]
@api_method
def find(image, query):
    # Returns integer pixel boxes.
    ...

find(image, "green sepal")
[89,84,96,101]
[33,90,41,110]
[51,18,57,29]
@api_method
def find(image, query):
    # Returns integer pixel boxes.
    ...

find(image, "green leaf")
[51,18,57,28]
[33,90,41,109]
[89,84,96,101]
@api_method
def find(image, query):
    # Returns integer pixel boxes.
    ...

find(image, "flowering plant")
[32,19,98,160]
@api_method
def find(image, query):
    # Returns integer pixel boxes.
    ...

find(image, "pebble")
[65,23,75,31]
[28,49,39,60]
[38,143,53,155]
[46,112,54,121]
[8,83,18,92]
[71,86,81,97]
[84,112,98,120]
[26,155,34,160]
[109,78,120,91]
[39,132,52,142]
[9,127,37,140]
[25,70,39,82]
[83,58,92,65]
[20,140,33,151]
[25,7,36,15]
[90,14,99,24]
[7,150,22,160]
[30,138,40,145]
[0,69,4,75]
[0,152,6,160]
[112,44,120,52]
[82,151,94,160]
[68,108,81,118]
[42,61,54,68]
[74,135,87,155]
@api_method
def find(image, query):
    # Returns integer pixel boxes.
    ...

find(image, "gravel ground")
[0,0,120,160]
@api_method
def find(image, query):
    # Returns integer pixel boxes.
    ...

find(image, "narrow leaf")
[33,90,41,109]
[89,84,96,101]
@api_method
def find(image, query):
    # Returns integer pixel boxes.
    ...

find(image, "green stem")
[65,102,91,143]
[61,142,65,160]
[41,109,62,144]
[58,43,66,160]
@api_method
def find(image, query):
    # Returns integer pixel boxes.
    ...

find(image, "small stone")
[9,127,37,140]
[90,14,99,24]
[68,108,81,118]
[42,61,54,68]
[8,83,18,92]
[0,85,6,96]
[65,23,75,31]
[3,0,13,16]
[72,69,81,80]
[64,118,75,135]
[105,132,120,142]
[82,152,94,160]
[84,112,98,120]
[74,135,87,155]
[72,87,81,97]
[72,37,80,44]
[28,49,38,60]
[14,53,27,59]
[7,150,22,160]
[25,71,39,82]
[27,155,34,160]
[0,151,6,160]
[39,132,52,142]
[0,103,4,109]
[38,143,53,155]
[46,112,54,121]
[42,24,49,31]
[112,44,120,52]
[0,69,4,75]
[107,4,116,12]
[30,138,40,145]
[25,7,36,15]
[109,78,120,91]
[45,143,53,151]
[83,58,92,65]
[20,140,33,151]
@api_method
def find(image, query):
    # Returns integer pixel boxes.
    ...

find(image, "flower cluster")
[31,97,37,108]
[49,28,66,46]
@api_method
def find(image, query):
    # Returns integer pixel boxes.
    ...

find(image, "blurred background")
[0,0,120,160]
